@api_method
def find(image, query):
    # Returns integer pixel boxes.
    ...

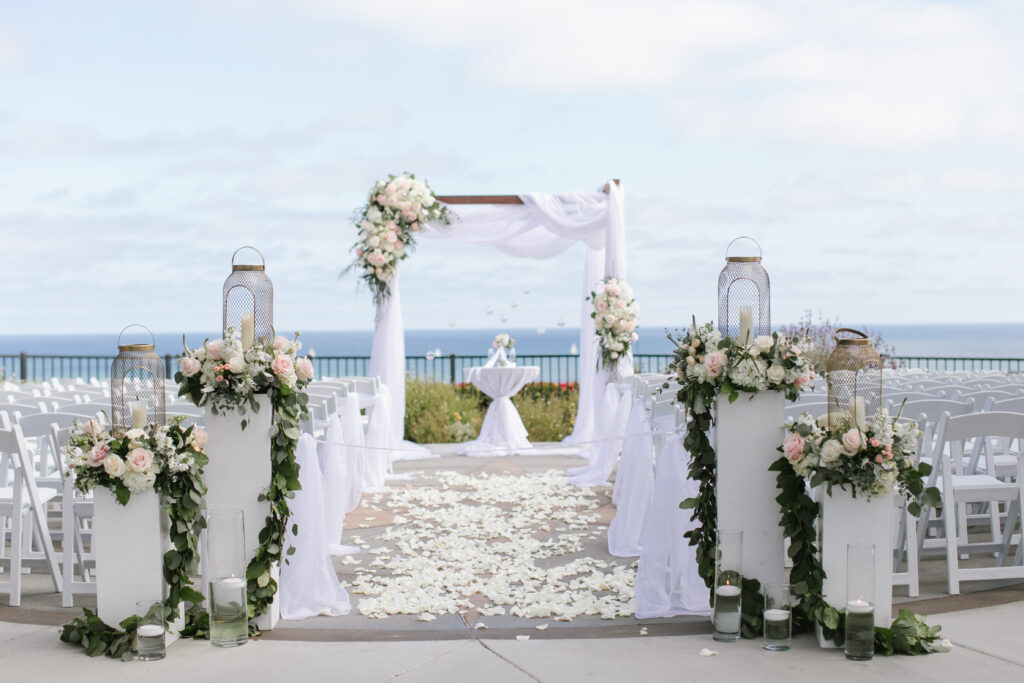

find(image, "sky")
[1,0,1022,335]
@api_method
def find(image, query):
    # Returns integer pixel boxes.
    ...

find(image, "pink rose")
[191,427,208,450]
[206,339,224,361]
[789,345,802,356]
[295,357,314,381]
[597,300,608,312]
[273,335,289,351]
[272,355,295,378]
[180,356,201,377]
[704,350,727,377]
[87,443,110,467]
[385,231,398,243]
[783,433,805,462]
[83,419,104,438]
[410,222,420,232]
[794,373,811,387]
[356,248,364,257]
[842,428,862,453]
[869,438,880,448]
[875,455,883,464]
[126,447,154,473]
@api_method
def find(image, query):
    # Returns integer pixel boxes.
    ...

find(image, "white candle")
[714,584,742,633]
[137,624,164,637]
[220,577,245,588]
[130,400,147,429]
[764,608,790,622]
[738,306,753,344]
[716,584,741,598]
[241,314,255,349]
[854,397,866,430]
[846,599,873,614]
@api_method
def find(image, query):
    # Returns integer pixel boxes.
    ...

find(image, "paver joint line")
[379,640,472,682]
[478,639,543,682]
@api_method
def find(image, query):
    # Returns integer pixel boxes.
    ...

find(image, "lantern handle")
[725,236,763,260]
[117,324,156,349]
[833,328,870,344]
[231,246,266,269]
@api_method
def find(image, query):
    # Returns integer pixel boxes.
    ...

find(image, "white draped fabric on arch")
[368,180,632,456]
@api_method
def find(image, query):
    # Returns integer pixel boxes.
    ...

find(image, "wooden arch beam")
[436,179,620,206]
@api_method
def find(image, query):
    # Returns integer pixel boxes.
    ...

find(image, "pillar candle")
[241,314,255,349]
[854,396,866,430]
[130,400,147,430]
[738,306,753,344]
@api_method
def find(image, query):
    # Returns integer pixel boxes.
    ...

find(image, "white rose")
[754,335,773,352]
[766,364,785,383]
[228,356,245,373]
[820,439,843,464]
[103,454,127,477]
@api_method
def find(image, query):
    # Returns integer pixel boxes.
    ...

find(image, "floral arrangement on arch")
[782,408,939,507]
[64,417,208,502]
[493,333,515,349]
[177,327,314,419]
[589,277,638,369]
[346,173,451,305]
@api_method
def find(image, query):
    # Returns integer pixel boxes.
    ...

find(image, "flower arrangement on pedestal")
[59,417,208,659]
[589,277,638,369]
[345,173,451,305]
[176,327,312,623]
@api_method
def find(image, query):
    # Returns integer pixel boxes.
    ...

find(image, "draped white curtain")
[369,181,630,446]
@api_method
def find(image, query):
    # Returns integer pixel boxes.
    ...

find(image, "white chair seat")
[0,485,59,506]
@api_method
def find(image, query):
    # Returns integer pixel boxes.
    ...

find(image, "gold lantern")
[223,246,273,345]
[826,329,882,431]
[717,236,770,344]
[110,324,166,431]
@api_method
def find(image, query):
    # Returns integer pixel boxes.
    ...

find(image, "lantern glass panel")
[717,237,770,341]
[222,246,273,344]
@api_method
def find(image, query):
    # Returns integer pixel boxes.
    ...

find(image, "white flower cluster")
[591,278,638,367]
[354,174,446,287]
[493,333,514,349]
[348,470,636,621]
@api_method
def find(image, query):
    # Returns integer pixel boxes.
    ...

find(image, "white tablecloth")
[455,365,540,456]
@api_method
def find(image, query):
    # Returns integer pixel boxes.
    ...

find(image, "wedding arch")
[366,179,631,454]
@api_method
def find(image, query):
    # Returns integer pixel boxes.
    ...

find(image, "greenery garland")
[176,329,311,625]
[58,419,208,660]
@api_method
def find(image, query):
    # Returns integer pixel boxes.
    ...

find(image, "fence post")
[450,353,456,385]
[19,352,27,382]
[164,354,173,378]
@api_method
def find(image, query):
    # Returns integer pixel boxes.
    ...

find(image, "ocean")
[0,323,1021,358]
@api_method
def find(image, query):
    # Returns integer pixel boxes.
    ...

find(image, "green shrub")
[404,378,579,444]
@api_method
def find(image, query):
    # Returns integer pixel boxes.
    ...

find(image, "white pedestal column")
[93,488,184,643]
[204,394,279,630]
[817,488,894,647]
[714,393,786,591]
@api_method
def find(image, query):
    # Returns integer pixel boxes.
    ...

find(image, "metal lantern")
[110,324,166,431]
[222,246,273,344]
[826,329,882,431]
[717,236,770,343]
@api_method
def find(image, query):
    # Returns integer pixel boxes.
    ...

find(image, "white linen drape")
[366,182,627,449]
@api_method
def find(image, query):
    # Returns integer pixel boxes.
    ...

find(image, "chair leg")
[10,488,23,606]
[61,480,74,607]
[945,498,961,596]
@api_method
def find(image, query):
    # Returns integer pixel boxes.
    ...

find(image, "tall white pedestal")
[93,488,184,642]
[817,488,894,647]
[204,394,279,630]
[714,393,786,590]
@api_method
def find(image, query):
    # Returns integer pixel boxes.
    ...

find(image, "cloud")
[0,19,25,69]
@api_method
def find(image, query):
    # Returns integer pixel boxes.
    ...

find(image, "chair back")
[986,396,1024,414]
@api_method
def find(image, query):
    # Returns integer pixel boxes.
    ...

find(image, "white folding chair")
[924,412,1024,594]
[51,425,96,606]
[0,425,62,606]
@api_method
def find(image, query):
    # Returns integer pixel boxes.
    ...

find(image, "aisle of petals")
[347,470,636,621]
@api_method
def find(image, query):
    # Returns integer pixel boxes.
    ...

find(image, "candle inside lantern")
[130,400,147,430]
[853,397,866,430]
[241,313,255,349]
[738,306,753,344]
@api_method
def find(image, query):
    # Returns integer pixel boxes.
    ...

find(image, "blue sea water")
[0,323,1021,358]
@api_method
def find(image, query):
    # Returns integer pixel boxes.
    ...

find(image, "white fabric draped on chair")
[370,182,630,450]
[568,383,633,487]
[607,401,654,557]
[280,434,351,620]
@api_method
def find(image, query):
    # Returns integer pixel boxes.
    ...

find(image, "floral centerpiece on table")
[60,417,208,659]
[589,277,638,369]
[345,173,451,305]
[493,333,515,349]
[782,408,938,508]
[176,327,312,623]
